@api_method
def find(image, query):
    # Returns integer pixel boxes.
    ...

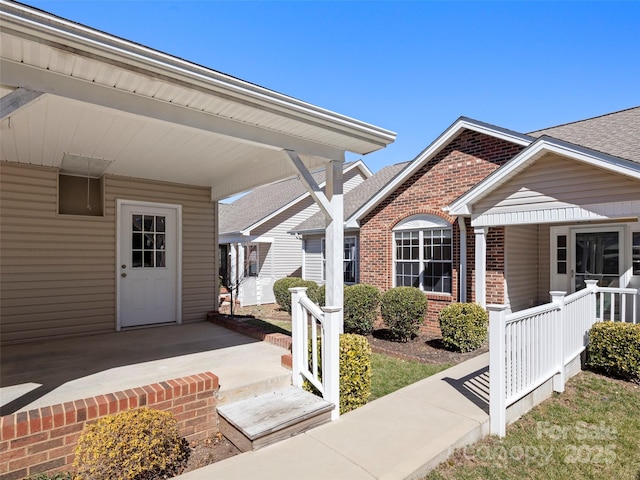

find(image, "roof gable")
[219,160,370,234]
[447,136,640,218]
[292,161,410,233]
[347,117,532,224]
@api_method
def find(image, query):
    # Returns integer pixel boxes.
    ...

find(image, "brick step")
[217,386,334,452]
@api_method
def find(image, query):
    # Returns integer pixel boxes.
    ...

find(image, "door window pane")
[575,231,618,289]
[132,214,167,269]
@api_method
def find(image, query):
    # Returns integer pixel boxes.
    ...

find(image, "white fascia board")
[0,1,396,152]
[350,117,533,223]
[447,136,640,216]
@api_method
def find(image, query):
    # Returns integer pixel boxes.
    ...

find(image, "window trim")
[392,215,453,295]
[321,236,358,284]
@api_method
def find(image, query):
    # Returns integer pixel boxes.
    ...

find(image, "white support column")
[475,227,488,308]
[213,201,220,311]
[488,304,508,437]
[322,306,341,420]
[458,217,467,303]
[550,291,566,393]
[325,160,344,332]
[229,244,238,289]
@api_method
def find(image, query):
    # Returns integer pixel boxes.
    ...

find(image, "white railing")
[290,287,340,420]
[490,280,639,436]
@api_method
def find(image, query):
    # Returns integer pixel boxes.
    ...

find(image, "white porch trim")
[474,227,488,308]
[471,200,640,227]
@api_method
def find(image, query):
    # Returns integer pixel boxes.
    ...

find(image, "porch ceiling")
[0,2,395,200]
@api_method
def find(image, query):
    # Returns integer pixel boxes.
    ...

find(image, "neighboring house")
[0,2,395,344]
[300,107,640,333]
[292,161,409,285]
[218,160,372,306]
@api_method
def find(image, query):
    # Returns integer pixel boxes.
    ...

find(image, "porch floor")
[0,322,292,415]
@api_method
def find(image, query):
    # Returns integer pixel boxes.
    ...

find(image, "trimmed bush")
[74,408,188,480]
[305,333,372,414]
[309,283,325,307]
[587,321,640,381]
[344,284,381,335]
[273,277,319,313]
[380,287,428,342]
[438,303,488,352]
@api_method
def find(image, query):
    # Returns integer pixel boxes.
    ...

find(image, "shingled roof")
[291,161,410,233]
[219,161,365,234]
[528,106,640,164]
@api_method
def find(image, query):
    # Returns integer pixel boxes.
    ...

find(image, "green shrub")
[74,408,188,480]
[380,287,428,342]
[587,321,640,381]
[344,284,381,335]
[438,302,488,352]
[309,283,325,307]
[272,277,319,313]
[304,333,372,414]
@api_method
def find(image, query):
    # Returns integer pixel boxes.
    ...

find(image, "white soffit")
[0,1,396,200]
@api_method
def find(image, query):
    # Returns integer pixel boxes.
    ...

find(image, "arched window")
[393,215,452,294]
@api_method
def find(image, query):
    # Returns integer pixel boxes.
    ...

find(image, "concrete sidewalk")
[175,352,490,480]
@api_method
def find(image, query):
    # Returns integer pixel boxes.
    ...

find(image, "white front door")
[118,201,181,328]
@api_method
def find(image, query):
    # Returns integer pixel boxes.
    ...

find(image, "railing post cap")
[550,291,566,298]
[321,306,342,313]
[289,287,308,293]
[487,304,509,312]
[584,280,599,289]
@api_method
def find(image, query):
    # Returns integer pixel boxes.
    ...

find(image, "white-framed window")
[632,231,640,276]
[321,236,358,284]
[243,244,258,277]
[393,215,452,294]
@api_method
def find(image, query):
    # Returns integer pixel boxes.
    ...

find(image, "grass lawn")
[242,316,451,402]
[425,371,640,480]
[370,353,451,401]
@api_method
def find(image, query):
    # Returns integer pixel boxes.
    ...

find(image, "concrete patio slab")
[1,322,291,414]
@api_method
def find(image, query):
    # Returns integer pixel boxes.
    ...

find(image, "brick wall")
[0,372,219,480]
[360,129,525,331]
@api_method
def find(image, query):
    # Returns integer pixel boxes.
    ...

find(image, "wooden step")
[217,386,334,452]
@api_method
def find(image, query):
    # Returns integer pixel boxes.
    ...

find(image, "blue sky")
[25,1,640,174]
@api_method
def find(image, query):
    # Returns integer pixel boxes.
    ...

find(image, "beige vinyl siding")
[475,154,640,215]
[505,225,542,312]
[1,162,215,344]
[303,235,324,283]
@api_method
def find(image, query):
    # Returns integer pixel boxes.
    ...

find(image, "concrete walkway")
[175,352,490,480]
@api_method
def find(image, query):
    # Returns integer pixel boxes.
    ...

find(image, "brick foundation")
[0,372,219,480]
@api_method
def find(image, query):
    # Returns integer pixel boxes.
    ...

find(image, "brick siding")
[360,129,525,332]
[0,372,219,480]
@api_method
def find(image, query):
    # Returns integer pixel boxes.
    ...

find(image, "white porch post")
[475,227,488,308]
[325,160,344,332]
[458,217,467,303]
[229,244,237,289]
[550,290,566,393]
[322,306,341,420]
[488,304,508,437]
